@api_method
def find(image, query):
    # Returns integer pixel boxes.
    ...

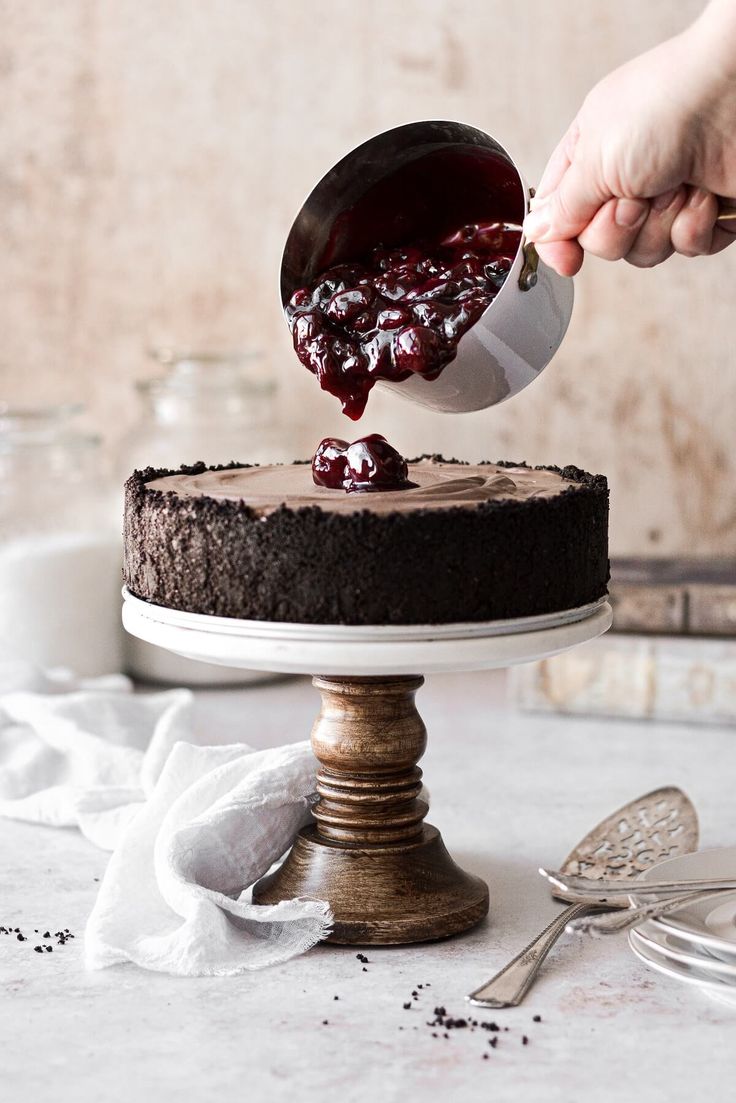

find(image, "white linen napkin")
[0,662,331,975]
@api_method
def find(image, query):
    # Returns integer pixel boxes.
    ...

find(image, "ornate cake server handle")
[540,868,736,899]
[568,889,730,936]
[466,901,604,1008]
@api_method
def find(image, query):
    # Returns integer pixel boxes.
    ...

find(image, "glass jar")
[117,350,285,686]
[117,348,283,475]
[0,404,123,676]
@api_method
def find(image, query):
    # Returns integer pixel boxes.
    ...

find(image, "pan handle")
[717,200,736,224]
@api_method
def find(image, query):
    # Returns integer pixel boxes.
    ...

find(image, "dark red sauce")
[312,433,415,493]
[287,222,521,420]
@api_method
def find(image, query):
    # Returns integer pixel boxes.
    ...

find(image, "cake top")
[145,459,575,517]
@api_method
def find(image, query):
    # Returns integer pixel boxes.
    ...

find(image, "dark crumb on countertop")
[318,976,543,1064]
[356,953,369,963]
[2,924,75,953]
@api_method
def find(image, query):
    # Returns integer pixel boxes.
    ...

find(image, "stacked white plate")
[629,847,736,1007]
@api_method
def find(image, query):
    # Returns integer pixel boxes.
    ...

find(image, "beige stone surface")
[2,0,734,556]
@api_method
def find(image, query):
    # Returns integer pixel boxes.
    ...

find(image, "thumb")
[525,157,609,243]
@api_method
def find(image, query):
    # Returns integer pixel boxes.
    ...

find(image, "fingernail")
[615,198,648,228]
[523,209,550,241]
[651,188,679,212]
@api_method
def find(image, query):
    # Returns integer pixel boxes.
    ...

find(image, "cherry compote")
[312,433,416,493]
[287,221,521,420]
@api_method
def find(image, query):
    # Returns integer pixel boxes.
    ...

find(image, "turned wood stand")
[122,588,612,946]
[253,675,488,943]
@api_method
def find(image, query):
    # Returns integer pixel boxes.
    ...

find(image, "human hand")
[524,1,736,275]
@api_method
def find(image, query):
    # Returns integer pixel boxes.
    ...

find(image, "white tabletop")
[2,670,734,1102]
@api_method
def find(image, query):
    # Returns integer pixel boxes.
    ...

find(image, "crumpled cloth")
[0,662,330,975]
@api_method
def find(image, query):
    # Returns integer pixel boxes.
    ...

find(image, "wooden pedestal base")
[252,675,489,945]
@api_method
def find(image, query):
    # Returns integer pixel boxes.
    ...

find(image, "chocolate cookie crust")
[123,459,609,625]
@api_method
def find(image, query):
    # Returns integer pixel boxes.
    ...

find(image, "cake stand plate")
[123,589,611,945]
[122,590,610,676]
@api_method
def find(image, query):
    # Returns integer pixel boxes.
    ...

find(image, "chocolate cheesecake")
[123,458,609,625]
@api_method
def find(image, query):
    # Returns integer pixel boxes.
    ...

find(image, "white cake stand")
[123,587,611,945]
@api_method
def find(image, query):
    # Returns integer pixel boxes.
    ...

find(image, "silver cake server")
[466,786,698,1008]
[567,889,730,936]
[540,868,736,900]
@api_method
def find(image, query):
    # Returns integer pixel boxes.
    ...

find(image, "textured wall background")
[2,0,734,556]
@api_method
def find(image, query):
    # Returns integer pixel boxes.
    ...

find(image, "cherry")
[292,311,323,344]
[312,437,349,488]
[373,246,423,271]
[393,325,443,374]
[483,257,512,286]
[416,257,442,278]
[376,307,411,330]
[412,300,462,339]
[405,277,462,302]
[289,287,312,311]
[312,433,414,493]
[325,286,375,325]
[345,435,412,491]
[325,263,367,287]
[351,310,380,333]
[374,270,422,301]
